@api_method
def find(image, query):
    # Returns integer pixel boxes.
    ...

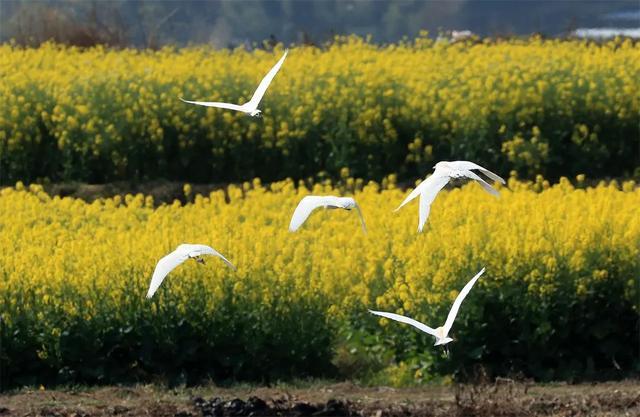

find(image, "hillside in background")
[0,0,638,48]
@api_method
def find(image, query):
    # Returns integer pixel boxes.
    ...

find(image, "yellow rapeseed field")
[1,36,638,182]
[1,176,636,317]
[1,175,638,384]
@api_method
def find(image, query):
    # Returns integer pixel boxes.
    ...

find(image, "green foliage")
[1,277,335,387]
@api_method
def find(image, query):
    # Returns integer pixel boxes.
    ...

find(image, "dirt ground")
[0,380,638,417]
[40,181,227,205]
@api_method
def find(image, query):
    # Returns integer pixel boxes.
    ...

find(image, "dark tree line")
[0,0,637,48]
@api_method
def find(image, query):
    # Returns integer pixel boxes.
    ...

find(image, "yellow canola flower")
[0,38,638,182]
[0,178,637,328]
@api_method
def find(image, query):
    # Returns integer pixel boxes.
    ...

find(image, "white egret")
[146,244,236,299]
[289,196,367,233]
[369,267,485,348]
[180,50,288,117]
[396,161,505,232]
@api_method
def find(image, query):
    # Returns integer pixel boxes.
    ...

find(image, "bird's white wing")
[462,170,500,197]
[179,97,246,112]
[369,310,439,337]
[289,196,330,232]
[146,250,189,298]
[395,170,450,212]
[354,202,367,234]
[417,174,451,232]
[175,243,199,255]
[187,244,237,270]
[245,49,288,110]
[442,267,485,336]
[451,161,505,184]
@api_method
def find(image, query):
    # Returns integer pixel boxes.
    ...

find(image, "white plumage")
[396,161,505,232]
[180,50,288,117]
[289,196,367,233]
[146,244,236,299]
[369,267,485,347]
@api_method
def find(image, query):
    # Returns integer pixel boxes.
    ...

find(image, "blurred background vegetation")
[1,0,638,48]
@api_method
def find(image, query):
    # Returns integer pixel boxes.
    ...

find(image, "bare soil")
[0,380,638,417]
[41,181,228,205]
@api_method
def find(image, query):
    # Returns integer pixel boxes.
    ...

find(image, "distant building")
[450,30,475,42]
[572,28,640,39]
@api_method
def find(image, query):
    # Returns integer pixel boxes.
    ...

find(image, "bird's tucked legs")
[443,345,450,358]
[195,257,205,264]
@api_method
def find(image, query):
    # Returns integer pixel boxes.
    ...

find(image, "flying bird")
[396,161,505,232]
[369,267,485,348]
[146,244,235,299]
[289,196,367,233]
[180,49,288,117]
